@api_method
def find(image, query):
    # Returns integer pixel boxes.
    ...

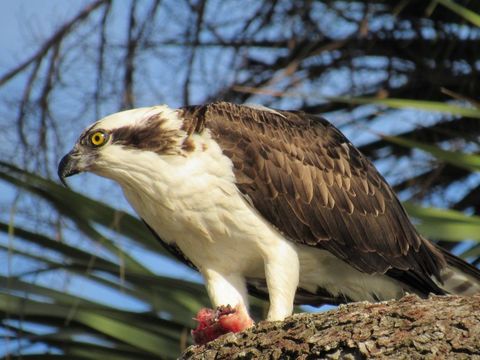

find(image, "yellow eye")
[89,131,107,147]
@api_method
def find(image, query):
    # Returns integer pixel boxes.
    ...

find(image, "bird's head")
[58,105,185,186]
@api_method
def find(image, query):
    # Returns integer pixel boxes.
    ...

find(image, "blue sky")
[0,1,86,67]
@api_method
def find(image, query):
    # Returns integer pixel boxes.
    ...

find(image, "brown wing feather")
[180,102,446,294]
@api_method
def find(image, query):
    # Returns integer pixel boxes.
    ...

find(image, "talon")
[191,305,254,345]
[218,304,254,333]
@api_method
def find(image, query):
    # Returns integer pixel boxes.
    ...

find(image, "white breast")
[106,130,282,276]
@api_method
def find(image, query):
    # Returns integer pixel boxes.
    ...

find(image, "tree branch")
[181,294,480,359]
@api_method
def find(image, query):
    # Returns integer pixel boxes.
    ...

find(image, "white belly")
[117,132,287,277]
[126,183,272,275]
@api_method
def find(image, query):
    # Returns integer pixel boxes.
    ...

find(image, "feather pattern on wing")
[179,102,446,295]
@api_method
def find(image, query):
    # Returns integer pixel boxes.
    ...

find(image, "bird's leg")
[192,270,253,345]
[264,242,300,321]
[204,270,254,331]
[203,269,250,314]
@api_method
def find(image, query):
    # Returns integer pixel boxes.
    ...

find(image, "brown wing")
[180,102,446,294]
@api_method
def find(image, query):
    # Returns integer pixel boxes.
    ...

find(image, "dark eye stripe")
[110,115,179,154]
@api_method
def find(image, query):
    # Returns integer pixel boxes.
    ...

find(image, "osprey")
[59,102,480,343]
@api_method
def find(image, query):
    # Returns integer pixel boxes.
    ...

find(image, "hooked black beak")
[58,151,81,187]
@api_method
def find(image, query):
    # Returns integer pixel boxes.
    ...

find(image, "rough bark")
[180,294,480,359]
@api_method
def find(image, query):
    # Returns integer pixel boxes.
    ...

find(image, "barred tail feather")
[437,247,480,296]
